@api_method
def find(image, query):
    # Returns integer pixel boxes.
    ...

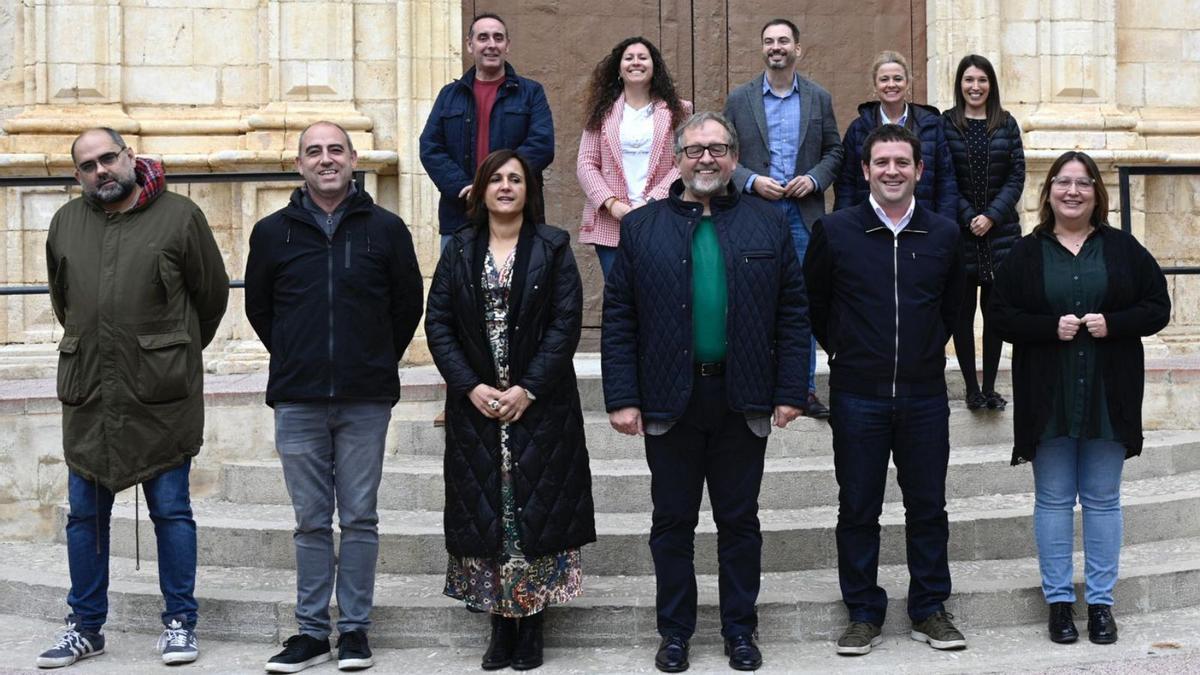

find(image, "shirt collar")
[762,72,800,97]
[880,103,909,126]
[868,193,916,234]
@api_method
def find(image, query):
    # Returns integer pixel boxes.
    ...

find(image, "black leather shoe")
[804,393,830,419]
[1047,602,1078,644]
[984,391,1007,410]
[511,613,544,670]
[1087,604,1118,644]
[481,614,517,670]
[655,636,689,673]
[724,634,763,671]
[966,391,987,410]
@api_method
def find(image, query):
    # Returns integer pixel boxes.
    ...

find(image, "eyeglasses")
[1050,176,1096,191]
[76,149,126,174]
[680,143,730,159]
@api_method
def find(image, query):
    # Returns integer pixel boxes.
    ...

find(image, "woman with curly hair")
[576,36,691,278]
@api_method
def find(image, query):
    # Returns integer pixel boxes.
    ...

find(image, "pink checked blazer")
[576,96,693,247]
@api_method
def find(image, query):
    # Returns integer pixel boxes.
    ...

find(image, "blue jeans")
[830,390,951,624]
[275,400,392,638]
[594,244,618,280]
[66,460,198,632]
[1032,436,1125,606]
[783,200,818,394]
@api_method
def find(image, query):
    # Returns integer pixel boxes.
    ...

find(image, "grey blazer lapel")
[795,77,816,166]
[750,74,769,149]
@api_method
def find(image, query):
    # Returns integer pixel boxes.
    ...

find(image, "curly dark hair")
[582,37,686,132]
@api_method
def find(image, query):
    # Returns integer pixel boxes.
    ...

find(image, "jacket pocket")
[741,249,776,263]
[134,330,193,403]
[56,335,86,406]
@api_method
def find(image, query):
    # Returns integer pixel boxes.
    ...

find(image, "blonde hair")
[870,50,910,82]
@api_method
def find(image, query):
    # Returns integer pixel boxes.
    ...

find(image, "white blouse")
[619,102,655,203]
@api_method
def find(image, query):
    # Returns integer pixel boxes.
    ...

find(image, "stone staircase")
[3,357,1200,654]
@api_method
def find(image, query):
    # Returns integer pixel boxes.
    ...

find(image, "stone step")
[60,470,1200,576]
[3,537,1200,649]
[384,402,1017,460]
[219,431,1200,513]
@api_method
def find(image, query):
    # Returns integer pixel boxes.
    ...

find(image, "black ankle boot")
[481,614,517,670]
[511,612,544,670]
[1047,602,1078,643]
[1087,604,1118,644]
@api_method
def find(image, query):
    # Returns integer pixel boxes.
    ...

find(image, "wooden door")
[463,1,925,349]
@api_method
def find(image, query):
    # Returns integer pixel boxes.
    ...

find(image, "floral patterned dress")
[443,247,583,617]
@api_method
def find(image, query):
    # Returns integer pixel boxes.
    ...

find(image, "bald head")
[297,122,354,157]
[71,127,126,164]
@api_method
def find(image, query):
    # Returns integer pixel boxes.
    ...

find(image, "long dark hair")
[946,54,1005,134]
[582,37,686,132]
[466,149,544,228]
[1033,151,1110,236]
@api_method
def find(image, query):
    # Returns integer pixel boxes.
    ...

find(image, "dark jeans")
[594,244,617,280]
[66,460,198,632]
[830,390,951,625]
[644,375,768,640]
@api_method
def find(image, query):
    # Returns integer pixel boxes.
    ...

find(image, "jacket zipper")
[327,214,335,397]
[892,233,900,398]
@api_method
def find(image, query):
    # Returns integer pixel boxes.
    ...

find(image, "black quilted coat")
[942,111,1025,280]
[425,222,596,558]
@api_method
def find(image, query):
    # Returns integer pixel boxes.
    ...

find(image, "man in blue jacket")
[419,12,555,250]
[803,124,966,656]
[245,121,424,673]
[603,111,810,673]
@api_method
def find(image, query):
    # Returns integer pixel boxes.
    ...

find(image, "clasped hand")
[469,383,532,423]
[1057,313,1107,341]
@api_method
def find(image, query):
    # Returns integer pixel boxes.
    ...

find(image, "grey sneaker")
[36,617,105,668]
[158,618,198,664]
[911,611,967,650]
[835,622,882,655]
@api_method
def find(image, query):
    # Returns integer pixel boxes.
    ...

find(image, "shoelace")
[158,621,192,650]
[51,625,89,655]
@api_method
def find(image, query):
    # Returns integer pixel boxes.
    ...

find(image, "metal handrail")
[0,170,365,295]
[1118,165,1200,275]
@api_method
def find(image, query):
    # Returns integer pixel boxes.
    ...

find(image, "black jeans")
[644,374,768,640]
[829,389,952,625]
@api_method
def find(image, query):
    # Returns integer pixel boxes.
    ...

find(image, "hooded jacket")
[46,159,230,491]
[244,187,423,405]
[833,101,959,222]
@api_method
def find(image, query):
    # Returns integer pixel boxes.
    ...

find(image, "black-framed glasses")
[1050,176,1096,191]
[76,148,126,174]
[681,143,730,159]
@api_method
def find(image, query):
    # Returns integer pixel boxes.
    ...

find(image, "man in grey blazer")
[724,17,843,418]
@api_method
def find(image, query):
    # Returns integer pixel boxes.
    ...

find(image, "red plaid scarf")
[131,157,166,210]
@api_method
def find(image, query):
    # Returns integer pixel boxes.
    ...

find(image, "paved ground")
[3,606,1199,674]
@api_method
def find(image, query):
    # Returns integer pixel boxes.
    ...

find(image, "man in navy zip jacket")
[244,121,423,673]
[803,125,966,656]
[603,112,810,672]
[419,12,555,250]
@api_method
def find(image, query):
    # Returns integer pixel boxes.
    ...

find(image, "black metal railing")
[1118,165,1200,275]
[0,170,366,295]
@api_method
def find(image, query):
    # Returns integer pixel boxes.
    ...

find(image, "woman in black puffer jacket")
[426,149,596,671]
[943,54,1026,411]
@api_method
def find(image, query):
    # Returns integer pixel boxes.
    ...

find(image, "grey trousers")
[274,400,392,638]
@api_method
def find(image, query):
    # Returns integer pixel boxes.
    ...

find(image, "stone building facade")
[0,0,1196,369]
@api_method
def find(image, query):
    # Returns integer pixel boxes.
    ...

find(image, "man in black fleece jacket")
[804,125,966,656]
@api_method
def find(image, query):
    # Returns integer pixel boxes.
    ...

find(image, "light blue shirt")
[743,74,820,232]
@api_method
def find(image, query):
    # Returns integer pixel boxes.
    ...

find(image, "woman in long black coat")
[943,54,1026,411]
[425,149,596,671]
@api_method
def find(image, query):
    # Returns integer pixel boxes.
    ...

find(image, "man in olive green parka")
[36,127,228,669]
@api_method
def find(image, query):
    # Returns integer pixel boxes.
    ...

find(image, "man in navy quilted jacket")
[602,111,811,673]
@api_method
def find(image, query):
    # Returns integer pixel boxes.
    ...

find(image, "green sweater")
[691,216,727,362]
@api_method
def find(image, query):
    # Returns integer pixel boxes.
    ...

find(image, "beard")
[683,170,728,198]
[86,173,137,204]
[764,51,795,70]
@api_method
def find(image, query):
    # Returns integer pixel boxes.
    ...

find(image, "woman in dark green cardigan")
[990,151,1170,647]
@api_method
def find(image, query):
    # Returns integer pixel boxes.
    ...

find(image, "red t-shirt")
[473,77,504,169]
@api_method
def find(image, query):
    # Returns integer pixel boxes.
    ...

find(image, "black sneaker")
[966,391,988,411]
[158,617,199,664]
[36,617,104,669]
[835,621,882,656]
[911,611,967,650]
[984,391,1007,410]
[265,634,332,673]
[336,630,373,671]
